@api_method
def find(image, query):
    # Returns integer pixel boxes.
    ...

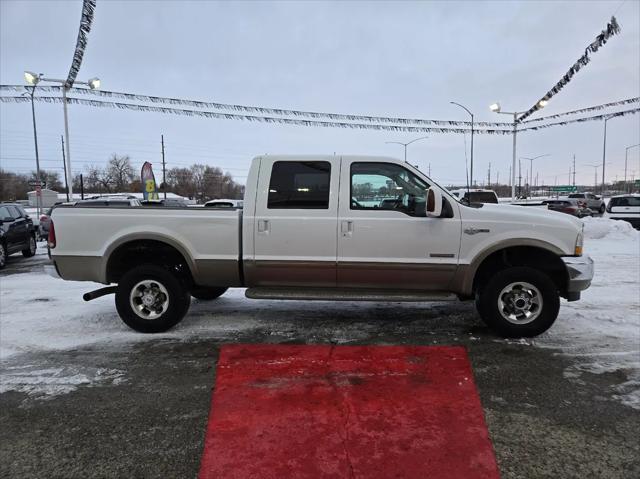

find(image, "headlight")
[575,226,584,256]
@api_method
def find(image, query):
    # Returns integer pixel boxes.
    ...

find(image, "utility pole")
[61,136,69,201]
[572,155,576,187]
[518,159,522,198]
[602,117,609,195]
[428,163,431,177]
[79,173,84,200]
[487,162,491,188]
[161,135,167,199]
[508,165,511,187]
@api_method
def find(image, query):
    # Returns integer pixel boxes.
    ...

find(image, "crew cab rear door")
[250,157,340,286]
[337,159,461,290]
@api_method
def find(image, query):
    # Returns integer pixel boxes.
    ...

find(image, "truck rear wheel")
[476,266,560,338]
[115,264,191,333]
[191,287,228,301]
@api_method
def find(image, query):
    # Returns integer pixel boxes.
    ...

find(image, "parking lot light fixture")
[25,72,101,198]
[386,137,429,164]
[450,101,474,188]
[489,103,501,113]
[24,71,41,85]
[537,99,548,108]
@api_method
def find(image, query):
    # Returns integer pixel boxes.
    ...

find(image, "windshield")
[568,194,583,198]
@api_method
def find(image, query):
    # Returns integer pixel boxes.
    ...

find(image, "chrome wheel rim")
[129,280,170,320]
[497,281,543,325]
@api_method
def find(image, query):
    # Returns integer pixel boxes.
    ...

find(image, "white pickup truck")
[47,155,593,337]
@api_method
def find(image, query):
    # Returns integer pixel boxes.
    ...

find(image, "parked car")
[545,199,593,218]
[0,202,37,269]
[568,193,605,214]
[204,199,243,208]
[48,155,593,338]
[605,194,640,228]
[449,189,499,204]
[141,198,188,207]
[71,198,142,207]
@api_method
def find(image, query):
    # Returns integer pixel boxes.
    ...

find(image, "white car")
[605,194,640,229]
[47,155,593,338]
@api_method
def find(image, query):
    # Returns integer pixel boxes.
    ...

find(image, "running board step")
[245,287,457,302]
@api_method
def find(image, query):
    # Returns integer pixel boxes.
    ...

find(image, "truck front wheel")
[476,266,560,338]
[115,264,191,333]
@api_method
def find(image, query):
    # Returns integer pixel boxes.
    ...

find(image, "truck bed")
[50,205,242,286]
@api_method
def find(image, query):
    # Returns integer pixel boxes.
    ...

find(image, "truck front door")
[337,160,461,290]
[249,158,339,287]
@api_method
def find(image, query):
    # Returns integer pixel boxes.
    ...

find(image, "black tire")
[475,266,560,338]
[598,204,605,214]
[22,235,37,258]
[115,264,191,333]
[0,242,6,269]
[191,286,228,301]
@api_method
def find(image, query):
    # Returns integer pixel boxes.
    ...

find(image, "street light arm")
[450,101,473,118]
[386,141,407,146]
[405,136,429,146]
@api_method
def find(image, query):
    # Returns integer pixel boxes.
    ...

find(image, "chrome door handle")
[258,219,270,234]
[341,221,353,237]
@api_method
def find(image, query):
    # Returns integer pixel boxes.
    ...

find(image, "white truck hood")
[458,202,583,256]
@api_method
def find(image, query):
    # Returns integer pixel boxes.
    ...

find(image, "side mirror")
[426,188,443,218]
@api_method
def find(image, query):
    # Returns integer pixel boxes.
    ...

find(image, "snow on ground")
[536,217,640,409]
[1,218,638,406]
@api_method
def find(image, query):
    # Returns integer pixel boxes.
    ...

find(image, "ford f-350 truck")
[47,155,593,337]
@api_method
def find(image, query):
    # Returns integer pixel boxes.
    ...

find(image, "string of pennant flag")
[1,93,637,134]
[518,16,622,122]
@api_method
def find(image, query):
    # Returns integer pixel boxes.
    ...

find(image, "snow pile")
[582,216,639,240]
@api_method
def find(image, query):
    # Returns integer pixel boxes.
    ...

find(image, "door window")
[350,162,430,217]
[0,206,11,219]
[267,161,331,209]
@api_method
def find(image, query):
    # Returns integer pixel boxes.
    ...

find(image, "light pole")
[625,144,640,193]
[601,116,611,196]
[450,101,474,187]
[25,71,100,198]
[585,164,600,192]
[520,154,550,198]
[23,73,43,218]
[386,136,428,165]
[490,100,547,202]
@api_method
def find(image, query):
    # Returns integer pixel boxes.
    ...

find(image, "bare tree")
[106,154,135,192]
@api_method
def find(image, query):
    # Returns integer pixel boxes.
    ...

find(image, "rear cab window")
[268,161,331,209]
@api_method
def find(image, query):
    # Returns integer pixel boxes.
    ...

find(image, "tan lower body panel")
[338,261,458,291]
[53,256,106,283]
[193,259,242,287]
[244,260,459,291]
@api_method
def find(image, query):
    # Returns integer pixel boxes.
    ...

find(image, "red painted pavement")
[199,344,499,479]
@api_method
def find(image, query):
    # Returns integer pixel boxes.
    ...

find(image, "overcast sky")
[1,0,639,187]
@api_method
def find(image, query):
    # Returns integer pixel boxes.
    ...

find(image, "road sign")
[550,185,577,192]
[28,181,46,188]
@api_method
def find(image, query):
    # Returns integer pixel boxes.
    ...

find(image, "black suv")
[0,203,37,269]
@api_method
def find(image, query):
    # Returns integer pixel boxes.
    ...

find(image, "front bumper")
[562,255,594,300]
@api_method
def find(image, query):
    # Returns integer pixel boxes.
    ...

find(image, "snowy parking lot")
[1,218,639,478]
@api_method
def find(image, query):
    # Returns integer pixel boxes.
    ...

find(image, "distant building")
[27,189,59,208]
